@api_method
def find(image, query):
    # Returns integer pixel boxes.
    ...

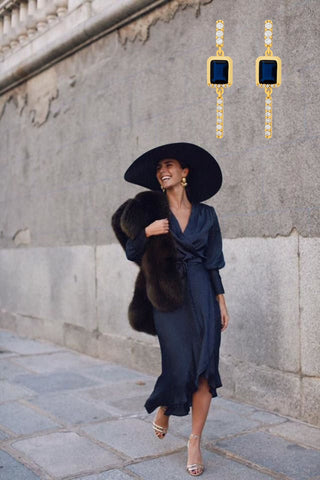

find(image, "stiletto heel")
[186,433,204,476]
[152,406,169,439]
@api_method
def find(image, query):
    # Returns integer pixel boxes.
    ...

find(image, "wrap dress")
[125,202,225,416]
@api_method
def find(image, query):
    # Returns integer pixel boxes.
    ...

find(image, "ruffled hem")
[144,376,222,417]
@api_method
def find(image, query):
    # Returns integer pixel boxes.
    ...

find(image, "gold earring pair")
[207,20,281,139]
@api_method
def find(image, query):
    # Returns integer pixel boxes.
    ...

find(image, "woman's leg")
[187,376,212,472]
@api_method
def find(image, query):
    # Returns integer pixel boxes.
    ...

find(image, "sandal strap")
[152,421,168,433]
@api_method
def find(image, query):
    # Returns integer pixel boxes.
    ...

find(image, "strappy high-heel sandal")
[152,406,168,439]
[186,433,204,476]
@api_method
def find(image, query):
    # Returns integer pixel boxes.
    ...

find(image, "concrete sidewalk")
[0,328,319,480]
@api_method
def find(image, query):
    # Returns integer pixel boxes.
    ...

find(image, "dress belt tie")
[176,258,203,277]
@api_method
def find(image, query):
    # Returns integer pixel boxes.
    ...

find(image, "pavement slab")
[0,331,64,355]
[174,405,262,440]
[266,419,320,451]
[127,450,277,480]
[78,470,137,480]
[81,418,186,459]
[77,378,155,410]
[11,351,105,374]
[13,371,102,394]
[0,379,34,402]
[0,358,34,379]
[0,449,41,480]
[0,401,60,435]
[11,431,125,478]
[77,364,155,384]
[26,391,117,425]
[1,328,320,480]
[216,430,320,480]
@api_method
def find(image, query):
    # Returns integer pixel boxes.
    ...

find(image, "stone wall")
[0,0,319,426]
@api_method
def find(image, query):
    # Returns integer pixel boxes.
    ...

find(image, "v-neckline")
[170,204,194,235]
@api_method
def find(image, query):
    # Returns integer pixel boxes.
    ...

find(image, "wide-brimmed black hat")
[124,142,222,203]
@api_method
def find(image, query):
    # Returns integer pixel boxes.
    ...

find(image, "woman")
[118,142,229,476]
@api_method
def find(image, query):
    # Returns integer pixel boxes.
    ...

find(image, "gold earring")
[181,177,188,187]
[255,20,281,139]
[207,20,233,139]
[161,186,166,192]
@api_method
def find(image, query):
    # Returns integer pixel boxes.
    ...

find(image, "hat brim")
[124,142,222,203]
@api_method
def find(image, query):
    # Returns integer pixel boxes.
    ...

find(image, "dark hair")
[156,158,190,170]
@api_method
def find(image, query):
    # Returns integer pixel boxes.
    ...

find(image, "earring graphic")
[207,20,233,139]
[256,20,282,139]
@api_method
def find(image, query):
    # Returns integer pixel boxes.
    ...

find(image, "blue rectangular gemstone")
[259,60,277,84]
[210,60,229,84]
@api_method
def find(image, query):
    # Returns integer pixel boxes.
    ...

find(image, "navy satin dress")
[125,202,225,416]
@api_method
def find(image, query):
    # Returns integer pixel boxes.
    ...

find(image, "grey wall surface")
[0,0,319,426]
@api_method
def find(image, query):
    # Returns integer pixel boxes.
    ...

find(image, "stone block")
[220,232,300,373]
[0,246,97,331]
[0,329,64,355]
[216,431,320,480]
[77,363,155,384]
[0,401,59,435]
[77,376,155,414]
[26,390,117,425]
[231,361,301,419]
[174,406,261,441]
[0,449,40,479]
[63,322,100,358]
[0,379,34,402]
[127,450,276,480]
[266,419,320,451]
[12,350,104,374]
[301,377,320,427]
[81,418,186,459]
[98,332,161,377]
[11,431,124,478]
[79,471,135,480]
[0,358,32,379]
[300,237,320,376]
[14,371,102,394]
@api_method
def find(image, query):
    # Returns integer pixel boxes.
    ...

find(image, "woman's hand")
[216,294,229,331]
[145,219,169,237]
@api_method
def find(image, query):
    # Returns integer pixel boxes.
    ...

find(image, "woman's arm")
[125,218,170,263]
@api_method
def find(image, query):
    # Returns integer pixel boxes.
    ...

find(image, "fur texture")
[111,191,184,336]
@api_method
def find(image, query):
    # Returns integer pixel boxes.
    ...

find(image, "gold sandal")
[186,433,204,476]
[152,406,168,439]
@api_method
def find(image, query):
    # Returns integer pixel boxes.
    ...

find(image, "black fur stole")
[111,191,184,335]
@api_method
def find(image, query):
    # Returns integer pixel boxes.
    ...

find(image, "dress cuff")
[125,228,148,263]
[209,269,225,295]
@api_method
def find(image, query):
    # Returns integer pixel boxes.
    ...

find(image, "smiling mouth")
[161,176,171,181]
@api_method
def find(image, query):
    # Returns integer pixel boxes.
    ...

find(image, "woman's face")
[156,158,189,190]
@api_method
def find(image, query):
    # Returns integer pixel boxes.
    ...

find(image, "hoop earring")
[181,177,188,187]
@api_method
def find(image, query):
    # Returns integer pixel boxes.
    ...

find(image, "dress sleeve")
[125,228,148,263]
[204,206,226,295]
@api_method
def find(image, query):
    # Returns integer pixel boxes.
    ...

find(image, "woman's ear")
[183,167,189,178]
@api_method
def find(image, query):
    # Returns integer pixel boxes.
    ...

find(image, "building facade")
[0,0,319,426]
